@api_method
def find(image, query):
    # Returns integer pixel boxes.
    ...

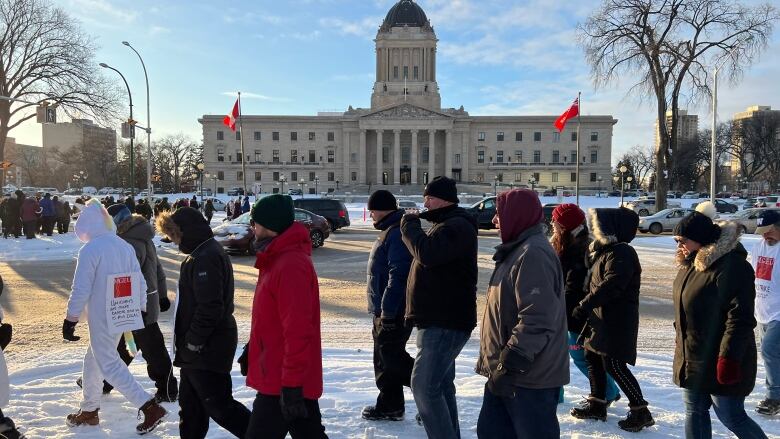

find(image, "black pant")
[105,323,178,397]
[245,393,328,439]
[179,368,250,439]
[22,220,36,238]
[372,316,414,412]
[585,349,647,407]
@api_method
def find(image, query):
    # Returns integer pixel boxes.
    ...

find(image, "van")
[291,198,350,230]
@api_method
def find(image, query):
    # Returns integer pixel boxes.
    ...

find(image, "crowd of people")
[0,177,777,438]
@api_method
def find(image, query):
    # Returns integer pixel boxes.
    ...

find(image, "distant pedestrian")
[475,189,569,439]
[570,207,655,432]
[39,193,55,236]
[20,196,39,239]
[672,202,766,438]
[60,201,73,234]
[232,198,242,220]
[241,196,250,214]
[204,199,215,224]
[361,190,413,422]
[752,209,780,416]
[225,199,234,220]
[401,176,478,439]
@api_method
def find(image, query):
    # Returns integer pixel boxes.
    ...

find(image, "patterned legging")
[585,348,647,407]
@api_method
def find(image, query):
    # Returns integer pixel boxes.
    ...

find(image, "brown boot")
[136,399,166,435]
[66,409,99,427]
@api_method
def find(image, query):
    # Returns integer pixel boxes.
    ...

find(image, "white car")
[203,197,226,211]
[638,208,694,234]
[397,199,420,215]
[681,191,700,199]
[624,199,681,216]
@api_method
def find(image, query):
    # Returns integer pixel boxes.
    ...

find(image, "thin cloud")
[220,92,293,103]
[149,26,171,37]
[331,73,375,82]
[319,17,382,38]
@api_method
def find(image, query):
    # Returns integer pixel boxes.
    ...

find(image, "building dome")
[383,0,429,28]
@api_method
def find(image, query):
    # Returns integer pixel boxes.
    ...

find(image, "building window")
[291,132,297,141]
[272,131,279,141]
[254,131,261,141]
[235,131,241,141]
[591,132,598,141]
[217,131,224,141]
[514,150,522,162]
[403,66,409,79]
[350,152,357,163]
[308,150,316,163]
[309,172,315,181]
[273,172,279,181]
[590,172,597,182]
[237,171,243,180]
[496,150,504,163]
[497,132,504,141]
[552,132,560,143]
[571,172,576,182]
[309,132,315,141]
[552,150,560,163]
[327,132,335,141]
[217,149,224,162]
[393,66,398,79]
[590,151,598,164]
[291,172,297,181]
[217,187,224,194]
[477,150,485,164]
[570,150,577,163]
[272,150,280,163]
[382,147,389,163]
[571,132,577,142]
[236,151,242,163]
[351,171,357,181]
[534,132,542,142]
[291,150,298,163]
[327,172,334,181]
[533,172,540,182]
[422,147,429,163]
[254,150,261,162]
[515,132,522,142]
[414,66,419,79]
[478,132,485,141]
[552,172,559,183]
[514,173,522,182]
[327,150,335,163]
[401,147,410,163]
[455,154,461,164]
[217,171,224,180]
[254,171,262,181]
[272,188,279,194]
[533,150,541,163]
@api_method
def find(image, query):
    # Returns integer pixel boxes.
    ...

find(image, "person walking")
[39,193,56,236]
[20,194,39,239]
[361,190,414,421]
[751,209,780,416]
[241,196,250,214]
[190,195,199,211]
[0,194,9,238]
[203,199,215,225]
[232,198,242,220]
[243,195,328,438]
[6,191,22,238]
[60,201,73,234]
[475,189,569,439]
[63,199,167,433]
[570,207,655,432]
[53,196,64,234]
[551,204,621,406]
[400,176,478,439]
[155,207,250,439]
[672,202,767,438]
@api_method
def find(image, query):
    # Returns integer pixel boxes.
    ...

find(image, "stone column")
[393,129,401,185]
[428,130,435,180]
[359,130,367,184]
[343,131,351,186]
[411,130,419,184]
[445,129,453,179]
[461,131,469,182]
[376,129,384,185]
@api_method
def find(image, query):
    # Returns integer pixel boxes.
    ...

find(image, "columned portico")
[393,129,401,184]
[445,129,453,179]
[376,130,384,185]
[411,130,418,184]
[428,129,435,180]
[359,130,367,184]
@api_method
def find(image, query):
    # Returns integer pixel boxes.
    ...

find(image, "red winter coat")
[246,222,323,399]
[21,198,40,222]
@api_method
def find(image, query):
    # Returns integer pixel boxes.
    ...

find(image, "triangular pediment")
[362,103,452,120]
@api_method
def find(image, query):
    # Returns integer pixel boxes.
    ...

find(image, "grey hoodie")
[117,214,166,325]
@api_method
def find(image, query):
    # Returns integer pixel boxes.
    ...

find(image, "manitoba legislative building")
[200,0,616,195]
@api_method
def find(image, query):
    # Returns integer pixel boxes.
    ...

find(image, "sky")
[9,0,780,165]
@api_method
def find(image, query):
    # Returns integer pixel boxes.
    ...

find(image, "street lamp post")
[528,177,536,193]
[597,176,603,196]
[314,176,319,195]
[197,163,205,206]
[299,178,306,195]
[620,165,628,207]
[122,41,153,205]
[335,179,339,191]
[99,63,134,197]
[493,175,499,196]
[279,175,286,194]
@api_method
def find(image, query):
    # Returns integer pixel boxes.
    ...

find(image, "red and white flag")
[554,97,579,132]
[223,99,239,132]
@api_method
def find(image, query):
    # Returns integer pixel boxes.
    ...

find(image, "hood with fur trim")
[117,214,154,241]
[676,221,743,272]
[588,207,639,250]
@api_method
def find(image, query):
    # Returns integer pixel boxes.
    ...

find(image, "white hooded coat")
[65,199,151,410]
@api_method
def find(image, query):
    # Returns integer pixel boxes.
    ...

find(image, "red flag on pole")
[223,99,239,132]
[554,97,579,132]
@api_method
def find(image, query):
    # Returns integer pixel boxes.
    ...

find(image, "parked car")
[63,188,81,195]
[638,208,694,234]
[681,191,700,199]
[467,196,497,229]
[227,187,244,196]
[608,191,621,197]
[291,198,350,230]
[397,199,420,215]
[202,197,226,211]
[212,209,330,254]
[731,208,780,234]
[287,188,303,196]
[541,203,561,235]
[691,199,738,214]
[624,198,681,216]
[755,195,780,208]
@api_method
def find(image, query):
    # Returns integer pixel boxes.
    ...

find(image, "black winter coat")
[367,209,412,319]
[672,222,757,397]
[117,215,165,325]
[560,227,591,334]
[174,238,238,373]
[581,208,641,365]
[401,205,478,332]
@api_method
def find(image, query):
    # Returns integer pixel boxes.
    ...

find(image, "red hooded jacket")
[246,222,323,399]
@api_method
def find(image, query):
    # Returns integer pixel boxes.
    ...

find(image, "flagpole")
[238,91,247,198]
[575,91,581,206]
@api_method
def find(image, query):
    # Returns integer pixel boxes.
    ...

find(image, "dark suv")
[292,198,350,230]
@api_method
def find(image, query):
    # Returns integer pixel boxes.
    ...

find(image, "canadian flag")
[554,97,579,132]
[223,99,239,131]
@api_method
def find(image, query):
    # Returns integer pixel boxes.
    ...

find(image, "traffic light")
[36,103,56,124]
[121,118,136,139]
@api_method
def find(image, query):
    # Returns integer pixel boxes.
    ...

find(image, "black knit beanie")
[367,190,397,211]
[423,176,459,203]
[673,211,721,245]
[251,195,294,233]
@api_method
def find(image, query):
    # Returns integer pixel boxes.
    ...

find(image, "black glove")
[572,304,592,323]
[0,323,12,350]
[62,319,80,342]
[180,342,203,362]
[238,344,249,376]
[487,348,532,398]
[380,318,398,331]
[159,295,171,313]
[280,386,309,421]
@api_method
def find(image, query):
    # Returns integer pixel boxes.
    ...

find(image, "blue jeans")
[410,327,470,439]
[477,384,560,439]
[567,331,620,401]
[682,389,767,439]
[758,320,780,400]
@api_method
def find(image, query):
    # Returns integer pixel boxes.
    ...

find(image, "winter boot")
[570,397,608,421]
[0,417,27,439]
[618,405,655,432]
[756,398,780,416]
[361,405,404,421]
[135,399,167,435]
[66,409,99,427]
[154,388,179,403]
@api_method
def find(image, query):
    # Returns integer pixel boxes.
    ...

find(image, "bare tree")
[154,134,197,192]
[579,0,778,209]
[628,145,656,189]
[732,112,780,188]
[0,0,120,188]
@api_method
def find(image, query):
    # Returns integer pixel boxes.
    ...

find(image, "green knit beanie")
[250,195,294,233]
